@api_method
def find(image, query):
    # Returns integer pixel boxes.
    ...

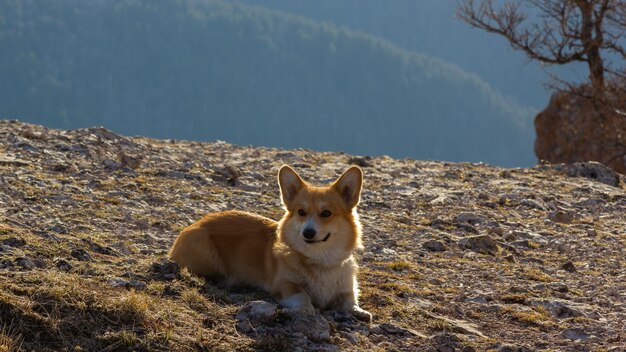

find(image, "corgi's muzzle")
[301,220,330,244]
[304,232,331,244]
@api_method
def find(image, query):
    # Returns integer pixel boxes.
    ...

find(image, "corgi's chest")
[301,258,356,308]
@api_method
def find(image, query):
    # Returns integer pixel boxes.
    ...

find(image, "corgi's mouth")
[304,233,331,244]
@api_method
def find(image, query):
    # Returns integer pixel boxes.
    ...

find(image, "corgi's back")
[169,210,278,286]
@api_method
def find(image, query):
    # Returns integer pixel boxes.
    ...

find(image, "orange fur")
[169,165,372,321]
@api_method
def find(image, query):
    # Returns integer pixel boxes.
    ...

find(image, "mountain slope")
[238,0,586,109]
[1,121,624,350]
[0,0,535,166]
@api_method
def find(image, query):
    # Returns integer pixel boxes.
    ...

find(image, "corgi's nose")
[303,228,316,239]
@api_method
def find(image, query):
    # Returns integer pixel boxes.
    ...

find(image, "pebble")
[235,301,278,323]
[561,328,591,341]
[54,259,72,271]
[422,240,447,252]
[2,237,26,247]
[150,259,181,280]
[16,257,36,269]
[458,235,500,255]
[562,261,577,272]
[71,248,93,261]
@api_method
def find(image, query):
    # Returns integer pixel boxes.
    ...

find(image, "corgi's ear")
[278,165,304,207]
[332,166,363,209]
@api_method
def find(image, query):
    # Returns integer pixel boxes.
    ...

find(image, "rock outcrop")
[535,90,626,174]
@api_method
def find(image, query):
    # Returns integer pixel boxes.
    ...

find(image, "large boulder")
[535,89,626,174]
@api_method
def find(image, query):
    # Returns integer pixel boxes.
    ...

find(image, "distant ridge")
[0,0,536,166]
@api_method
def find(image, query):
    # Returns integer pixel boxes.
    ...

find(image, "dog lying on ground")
[169,165,372,322]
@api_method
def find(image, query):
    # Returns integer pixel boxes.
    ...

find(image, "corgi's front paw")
[280,292,315,315]
[350,306,372,322]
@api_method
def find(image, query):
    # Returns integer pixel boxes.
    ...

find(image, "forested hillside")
[0,0,536,166]
[240,0,583,108]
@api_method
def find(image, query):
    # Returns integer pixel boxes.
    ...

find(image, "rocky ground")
[0,120,625,351]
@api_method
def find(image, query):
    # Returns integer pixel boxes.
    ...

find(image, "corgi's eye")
[298,209,306,216]
[320,210,332,218]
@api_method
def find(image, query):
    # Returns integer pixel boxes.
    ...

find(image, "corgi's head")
[277,165,363,265]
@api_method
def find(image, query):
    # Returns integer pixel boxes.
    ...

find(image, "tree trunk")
[577,0,605,90]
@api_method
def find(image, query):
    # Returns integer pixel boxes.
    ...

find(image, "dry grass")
[0,266,247,351]
[0,325,23,352]
[522,268,553,282]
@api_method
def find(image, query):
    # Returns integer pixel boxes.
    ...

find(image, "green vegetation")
[0,0,535,166]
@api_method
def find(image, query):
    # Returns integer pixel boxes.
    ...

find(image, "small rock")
[107,278,146,291]
[117,149,143,169]
[454,212,484,226]
[2,237,26,247]
[458,235,500,255]
[431,333,462,352]
[163,285,181,297]
[55,259,72,271]
[547,282,569,293]
[423,240,446,252]
[499,345,534,352]
[109,279,129,288]
[50,224,68,234]
[348,156,373,167]
[530,299,587,318]
[71,249,93,261]
[308,343,340,352]
[503,232,517,242]
[521,199,547,211]
[236,301,278,323]
[81,238,116,256]
[340,331,359,344]
[486,226,504,237]
[557,161,620,187]
[58,143,87,152]
[369,334,384,343]
[150,259,181,280]
[51,163,77,173]
[128,280,147,291]
[103,159,123,170]
[556,243,570,253]
[562,328,591,340]
[379,247,399,259]
[0,157,29,166]
[31,258,47,268]
[16,257,36,269]
[218,164,242,186]
[548,210,576,224]
[519,257,544,265]
[0,244,14,253]
[509,240,539,249]
[89,126,121,140]
[0,259,14,269]
[465,294,493,304]
[377,323,424,337]
[282,309,332,342]
[562,261,576,272]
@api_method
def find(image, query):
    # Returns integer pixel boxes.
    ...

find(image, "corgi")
[169,165,372,322]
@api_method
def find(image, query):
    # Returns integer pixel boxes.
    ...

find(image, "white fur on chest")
[302,257,357,308]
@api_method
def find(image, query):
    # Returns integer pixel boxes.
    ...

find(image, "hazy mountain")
[239,0,586,109]
[0,0,536,166]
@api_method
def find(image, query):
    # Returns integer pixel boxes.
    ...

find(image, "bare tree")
[456,0,626,93]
